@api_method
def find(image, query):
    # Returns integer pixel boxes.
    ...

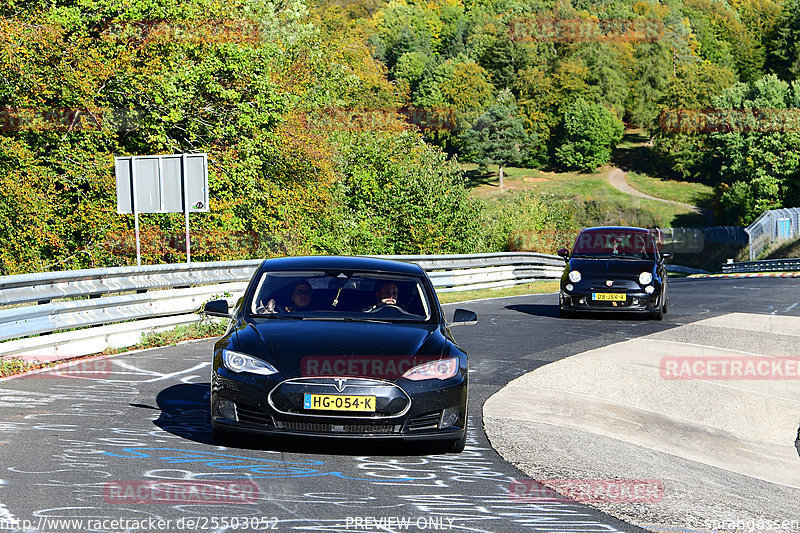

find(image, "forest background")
[0,0,798,275]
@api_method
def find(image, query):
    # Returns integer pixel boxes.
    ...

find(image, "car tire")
[447,428,467,454]
[652,296,664,321]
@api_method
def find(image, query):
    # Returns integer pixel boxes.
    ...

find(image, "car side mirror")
[204,299,232,318]
[450,308,477,326]
[557,248,570,260]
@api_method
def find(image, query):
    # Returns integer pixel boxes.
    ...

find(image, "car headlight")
[639,272,653,285]
[568,270,581,283]
[402,357,459,381]
[222,349,279,376]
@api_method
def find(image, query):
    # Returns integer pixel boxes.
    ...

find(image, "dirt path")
[607,167,713,221]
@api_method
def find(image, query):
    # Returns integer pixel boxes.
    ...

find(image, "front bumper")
[560,290,660,312]
[210,370,467,441]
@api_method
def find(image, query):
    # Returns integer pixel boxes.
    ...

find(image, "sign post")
[115,153,209,265]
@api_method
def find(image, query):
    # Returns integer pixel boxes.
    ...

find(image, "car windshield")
[247,270,433,322]
[572,229,657,260]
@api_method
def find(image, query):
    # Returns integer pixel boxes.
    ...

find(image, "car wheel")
[447,428,467,454]
[652,296,664,321]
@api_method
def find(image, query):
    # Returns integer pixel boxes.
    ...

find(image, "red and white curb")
[689,272,800,279]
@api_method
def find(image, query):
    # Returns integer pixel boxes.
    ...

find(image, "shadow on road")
[506,303,660,322]
[505,304,560,318]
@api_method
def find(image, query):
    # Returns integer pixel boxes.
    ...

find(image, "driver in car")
[364,281,400,312]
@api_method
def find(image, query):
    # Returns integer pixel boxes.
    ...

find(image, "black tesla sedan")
[203,256,476,453]
[557,226,671,320]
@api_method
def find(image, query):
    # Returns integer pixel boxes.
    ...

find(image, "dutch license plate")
[303,394,376,412]
[592,292,627,302]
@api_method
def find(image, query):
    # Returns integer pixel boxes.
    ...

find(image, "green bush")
[483,193,579,253]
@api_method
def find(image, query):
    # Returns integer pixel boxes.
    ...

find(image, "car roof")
[255,255,425,275]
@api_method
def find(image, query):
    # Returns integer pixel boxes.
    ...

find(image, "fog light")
[440,406,459,429]
[644,286,655,294]
[219,399,238,422]
[579,297,587,305]
[632,298,639,305]
[565,283,574,292]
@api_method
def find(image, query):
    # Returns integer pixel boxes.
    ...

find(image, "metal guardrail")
[745,208,800,260]
[0,253,564,359]
[721,258,800,274]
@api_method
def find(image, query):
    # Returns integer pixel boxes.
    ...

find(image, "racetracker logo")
[103,480,260,504]
[660,356,800,380]
[509,17,664,43]
[300,356,440,380]
[659,108,800,133]
[509,478,664,503]
[12,356,112,380]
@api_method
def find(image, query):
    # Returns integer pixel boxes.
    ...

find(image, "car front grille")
[405,412,441,432]
[274,421,401,434]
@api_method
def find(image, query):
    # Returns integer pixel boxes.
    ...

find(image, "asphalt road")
[0,277,798,533]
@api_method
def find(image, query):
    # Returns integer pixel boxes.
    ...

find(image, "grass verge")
[463,163,706,228]
[624,171,714,207]
[0,358,55,378]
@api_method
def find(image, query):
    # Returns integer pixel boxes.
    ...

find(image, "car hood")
[235,319,447,380]
[568,258,656,276]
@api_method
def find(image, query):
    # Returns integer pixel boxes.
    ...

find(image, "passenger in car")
[285,281,313,312]
[255,280,313,314]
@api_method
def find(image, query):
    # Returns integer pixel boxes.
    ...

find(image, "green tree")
[460,89,528,187]
[706,74,800,223]
[322,132,485,254]
[765,0,800,81]
[553,98,624,172]
[653,61,736,181]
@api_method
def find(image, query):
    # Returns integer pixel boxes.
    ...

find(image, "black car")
[557,226,671,320]
[203,256,476,453]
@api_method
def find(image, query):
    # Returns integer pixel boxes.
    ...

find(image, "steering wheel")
[364,300,412,316]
